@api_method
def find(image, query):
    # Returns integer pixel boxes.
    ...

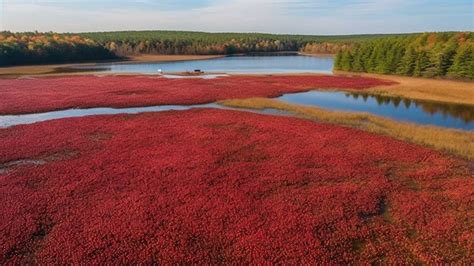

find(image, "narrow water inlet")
[0,104,219,128]
[0,103,289,128]
[1,90,473,130]
[0,159,47,174]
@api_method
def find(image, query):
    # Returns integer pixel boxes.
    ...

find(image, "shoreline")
[0,54,225,77]
[298,52,336,57]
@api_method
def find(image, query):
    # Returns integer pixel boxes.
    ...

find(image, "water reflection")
[278,90,474,130]
[346,92,473,124]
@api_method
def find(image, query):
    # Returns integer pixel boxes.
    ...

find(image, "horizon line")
[2,29,472,37]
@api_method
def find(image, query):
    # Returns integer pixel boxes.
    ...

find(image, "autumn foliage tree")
[0,32,116,66]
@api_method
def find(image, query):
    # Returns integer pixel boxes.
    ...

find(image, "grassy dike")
[219,98,474,160]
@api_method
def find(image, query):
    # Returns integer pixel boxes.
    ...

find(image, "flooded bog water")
[0,104,289,128]
[0,104,217,128]
[278,91,474,130]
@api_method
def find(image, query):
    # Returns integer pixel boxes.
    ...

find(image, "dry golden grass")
[220,98,474,160]
[335,71,474,105]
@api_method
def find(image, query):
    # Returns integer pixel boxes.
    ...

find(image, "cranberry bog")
[0,74,472,264]
[1,108,473,264]
[0,75,394,115]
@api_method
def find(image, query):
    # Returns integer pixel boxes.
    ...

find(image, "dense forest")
[0,32,116,66]
[80,31,400,56]
[1,30,404,66]
[334,32,474,80]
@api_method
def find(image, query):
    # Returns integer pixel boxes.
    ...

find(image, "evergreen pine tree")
[340,50,354,71]
[334,51,343,70]
[448,43,474,79]
[413,50,431,77]
[397,46,417,76]
[438,42,458,76]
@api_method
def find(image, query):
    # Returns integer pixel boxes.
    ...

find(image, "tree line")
[0,32,117,66]
[334,32,473,80]
[80,31,397,56]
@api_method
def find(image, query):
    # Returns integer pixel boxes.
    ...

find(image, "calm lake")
[78,54,334,74]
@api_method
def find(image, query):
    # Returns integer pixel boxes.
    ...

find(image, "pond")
[76,54,334,74]
[278,91,474,130]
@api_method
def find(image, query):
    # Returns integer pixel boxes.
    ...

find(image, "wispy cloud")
[1,0,472,34]
[3,0,215,11]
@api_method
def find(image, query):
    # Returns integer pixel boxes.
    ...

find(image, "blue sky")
[1,0,472,34]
